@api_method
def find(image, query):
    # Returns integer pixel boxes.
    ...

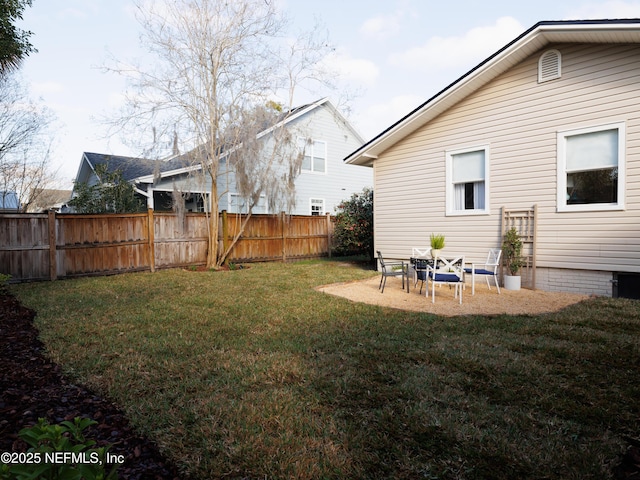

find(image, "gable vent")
[538,49,561,83]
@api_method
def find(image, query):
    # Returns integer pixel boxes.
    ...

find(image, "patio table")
[409,257,435,294]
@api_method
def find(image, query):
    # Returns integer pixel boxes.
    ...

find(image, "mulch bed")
[0,289,638,479]
[0,291,186,479]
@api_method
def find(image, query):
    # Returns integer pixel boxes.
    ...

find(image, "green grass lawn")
[11,259,640,479]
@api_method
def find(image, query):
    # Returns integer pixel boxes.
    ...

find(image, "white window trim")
[310,198,325,216]
[228,192,269,214]
[299,137,327,174]
[445,145,490,216]
[556,122,625,213]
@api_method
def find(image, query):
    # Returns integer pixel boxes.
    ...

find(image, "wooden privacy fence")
[0,210,334,282]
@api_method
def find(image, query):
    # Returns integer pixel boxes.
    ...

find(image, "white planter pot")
[431,249,441,259]
[503,274,521,291]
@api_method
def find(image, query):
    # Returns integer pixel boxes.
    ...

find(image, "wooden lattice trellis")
[501,205,537,289]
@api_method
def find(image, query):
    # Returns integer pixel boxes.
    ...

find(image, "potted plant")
[502,227,523,290]
[430,233,445,259]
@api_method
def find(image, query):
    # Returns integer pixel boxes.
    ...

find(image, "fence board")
[0,215,50,281]
[154,213,208,268]
[54,214,150,278]
[1,211,334,282]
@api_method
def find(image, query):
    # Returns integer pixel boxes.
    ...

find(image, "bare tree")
[0,72,57,212]
[106,0,335,268]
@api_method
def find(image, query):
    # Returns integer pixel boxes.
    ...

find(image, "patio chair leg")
[472,270,476,295]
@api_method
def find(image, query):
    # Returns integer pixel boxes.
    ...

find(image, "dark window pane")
[464,182,474,210]
[567,168,618,204]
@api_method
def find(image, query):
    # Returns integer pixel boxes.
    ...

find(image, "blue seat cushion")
[464,268,494,275]
[429,272,461,282]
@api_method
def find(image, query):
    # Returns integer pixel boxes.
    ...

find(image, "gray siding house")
[73,98,371,216]
[345,19,640,297]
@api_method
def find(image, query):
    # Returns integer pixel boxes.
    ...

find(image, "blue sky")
[17,0,640,187]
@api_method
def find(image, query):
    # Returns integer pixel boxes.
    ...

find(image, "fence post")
[326,212,332,258]
[281,212,287,262]
[222,210,229,262]
[48,210,57,281]
[148,208,155,272]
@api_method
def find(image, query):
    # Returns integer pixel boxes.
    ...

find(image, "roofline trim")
[344,18,640,165]
[135,163,203,183]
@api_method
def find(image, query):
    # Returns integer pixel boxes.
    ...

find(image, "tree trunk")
[207,177,219,269]
[216,211,254,268]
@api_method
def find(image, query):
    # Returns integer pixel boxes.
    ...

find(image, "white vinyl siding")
[557,122,625,212]
[372,43,640,275]
[290,104,371,216]
[298,138,327,174]
[218,102,370,216]
[228,193,268,214]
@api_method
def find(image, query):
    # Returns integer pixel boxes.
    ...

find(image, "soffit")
[346,21,640,166]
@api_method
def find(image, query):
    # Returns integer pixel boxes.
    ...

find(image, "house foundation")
[534,267,613,297]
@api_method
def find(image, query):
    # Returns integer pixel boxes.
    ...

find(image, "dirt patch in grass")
[317,275,591,316]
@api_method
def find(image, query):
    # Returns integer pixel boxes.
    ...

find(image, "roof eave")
[135,164,202,183]
[255,97,329,140]
[345,19,640,166]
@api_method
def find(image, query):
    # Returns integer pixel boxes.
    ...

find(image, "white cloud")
[354,95,424,138]
[321,49,380,87]
[56,0,101,20]
[564,0,640,19]
[359,12,403,39]
[390,16,524,72]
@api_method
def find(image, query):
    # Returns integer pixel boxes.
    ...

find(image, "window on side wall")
[446,146,489,215]
[310,198,324,216]
[228,193,268,214]
[557,123,625,212]
[298,137,327,174]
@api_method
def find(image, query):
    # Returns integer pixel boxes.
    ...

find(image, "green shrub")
[0,273,10,293]
[332,188,374,261]
[0,417,119,480]
[68,164,145,214]
[502,227,524,275]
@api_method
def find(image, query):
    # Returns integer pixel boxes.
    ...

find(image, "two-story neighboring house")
[72,98,371,216]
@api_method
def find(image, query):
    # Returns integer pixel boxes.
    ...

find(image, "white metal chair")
[377,251,408,293]
[411,257,431,294]
[464,249,502,295]
[410,247,431,292]
[427,255,465,304]
[412,247,431,258]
